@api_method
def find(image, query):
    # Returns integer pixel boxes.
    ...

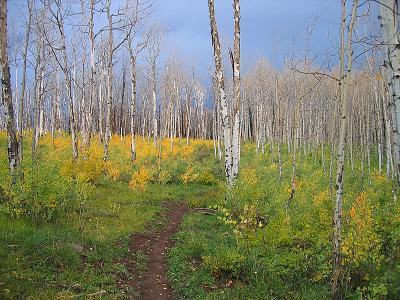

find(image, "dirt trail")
[122,202,187,300]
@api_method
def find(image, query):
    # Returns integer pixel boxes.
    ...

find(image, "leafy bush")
[203,248,245,279]
[190,143,212,162]
[157,169,172,184]
[2,162,77,222]
[129,167,151,191]
[181,166,199,184]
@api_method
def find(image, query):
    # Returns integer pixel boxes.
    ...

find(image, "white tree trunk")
[332,0,358,295]
[381,0,400,184]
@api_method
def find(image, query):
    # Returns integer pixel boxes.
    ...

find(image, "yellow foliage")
[158,169,172,185]
[60,159,76,179]
[242,167,259,188]
[372,171,386,183]
[268,163,277,170]
[104,161,121,181]
[342,192,383,268]
[52,137,64,150]
[181,167,199,184]
[129,167,151,191]
[313,190,329,206]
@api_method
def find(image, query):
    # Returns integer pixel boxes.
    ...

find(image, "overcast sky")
[151,0,341,73]
[8,0,342,78]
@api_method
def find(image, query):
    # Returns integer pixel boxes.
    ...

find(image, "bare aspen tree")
[78,0,97,154]
[128,46,138,160]
[126,0,152,161]
[184,72,194,146]
[380,0,400,184]
[0,0,20,183]
[276,75,283,180]
[332,0,359,296]
[381,77,394,177]
[103,0,142,160]
[31,26,44,159]
[18,0,33,163]
[145,28,162,147]
[231,0,241,180]
[208,0,239,185]
[103,0,113,160]
[42,0,79,160]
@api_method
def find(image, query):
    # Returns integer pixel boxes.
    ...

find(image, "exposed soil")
[120,202,187,299]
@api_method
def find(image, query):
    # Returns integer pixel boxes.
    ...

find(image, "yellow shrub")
[129,167,151,191]
[60,159,76,179]
[76,158,104,184]
[158,169,172,185]
[313,190,329,206]
[104,161,121,181]
[196,171,218,185]
[181,167,199,184]
[342,192,383,268]
[372,171,386,183]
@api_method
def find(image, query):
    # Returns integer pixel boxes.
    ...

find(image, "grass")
[166,143,400,299]
[167,211,234,300]
[0,180,212,299]
[167,209,331,300]
[1,133,399,299]
[0,132,222,298]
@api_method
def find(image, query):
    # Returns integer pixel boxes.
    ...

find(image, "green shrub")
[203,248,245,278]
[1,161,79,222]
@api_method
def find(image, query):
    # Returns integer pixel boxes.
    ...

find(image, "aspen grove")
[1,0,400,299]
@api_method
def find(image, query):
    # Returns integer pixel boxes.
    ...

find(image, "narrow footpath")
[121,202,187,300]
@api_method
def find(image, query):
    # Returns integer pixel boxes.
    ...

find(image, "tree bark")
[332,0,358,296]
[130,56,137,160]
[0,0,20,183]
[231,0,241,181]
[381,0,400,184]
[104,0,113,160]
[208,0,233,185]
[18,0,33,163]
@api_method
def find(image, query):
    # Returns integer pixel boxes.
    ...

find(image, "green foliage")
[0,133,216,298]
[203,249,245,278]
[1,162,78,222]
[1,133,399,299]
[168,144,400,299]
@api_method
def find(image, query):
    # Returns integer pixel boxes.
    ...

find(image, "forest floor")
[120,201,187,300]
[1,135,399,299]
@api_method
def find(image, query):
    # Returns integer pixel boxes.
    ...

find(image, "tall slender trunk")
[32,38,43,160]
[104,0,113,160]
[152,62,158,147]
[381,0,400,184]
[231,0,241,181]
[208,0,233,184]
[83,0,95,153]
[130,56,137,161]
[18,0,32,163]
[61,33,78,160]
[382,78,394,177]
[0,0,20,183]
[332,0,358,296]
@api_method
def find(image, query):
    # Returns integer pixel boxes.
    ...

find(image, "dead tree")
[208,0,232,184]
[43,0,79,160]
[208,0,241,186]
[18,0,33,163]
[231,0,241,180]
[126,0,152,160]
[380,0,400,184]
[332,0,359,296]
[0,0,20,183]
[103,0,138,160]
[145,27,162,148]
